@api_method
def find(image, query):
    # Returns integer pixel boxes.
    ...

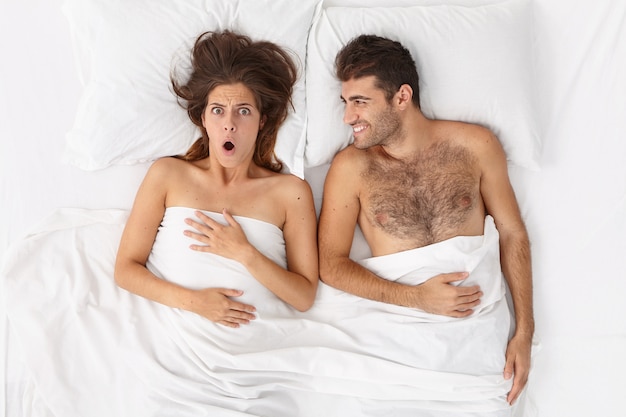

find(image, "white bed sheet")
[1,0,625,416]
[3,208,515,416]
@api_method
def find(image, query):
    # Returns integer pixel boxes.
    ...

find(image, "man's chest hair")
[361,142,480,244]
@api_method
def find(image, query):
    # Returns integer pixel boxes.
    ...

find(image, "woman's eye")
[211,107,223,115]
[239,108,251,116]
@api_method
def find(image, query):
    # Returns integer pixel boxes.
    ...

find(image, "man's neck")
[380,108,432,160]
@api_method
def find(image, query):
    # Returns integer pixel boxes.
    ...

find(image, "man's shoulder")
[335,143,361,156]
[324,145,370,188]
[334,143,386,162]
[434,119,493,138]
[432,119,499,152]
[331,144,367,166]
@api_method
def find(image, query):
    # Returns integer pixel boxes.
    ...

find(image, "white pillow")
[62,0,323,178]
[305,0,541,171]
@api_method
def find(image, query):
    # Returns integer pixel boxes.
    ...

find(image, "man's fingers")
[507,385,521,405]
[459,293,482,306]
[437,273,483,300]
[503,352,518,402]
[456,284,482,296]
[508,365,529,405]
[503,355,515,380]
[450,297,481,317]
[439,271,469,283]
[507,373,526,405]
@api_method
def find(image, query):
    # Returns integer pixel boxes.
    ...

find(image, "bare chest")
[167,175,286,228]
[360,143,483,248]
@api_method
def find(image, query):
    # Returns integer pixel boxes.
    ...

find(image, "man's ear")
[396,84,414,109]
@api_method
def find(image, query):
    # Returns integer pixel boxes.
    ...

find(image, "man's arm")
[318,148,481,317]
[476,130,534,405]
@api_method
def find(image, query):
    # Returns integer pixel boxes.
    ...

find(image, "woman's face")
[202,83,264,168]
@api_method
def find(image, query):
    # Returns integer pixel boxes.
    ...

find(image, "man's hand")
[504,333,532,405]
[412,272,482,317]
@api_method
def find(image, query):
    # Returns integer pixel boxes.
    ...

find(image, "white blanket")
[2,207,512,417]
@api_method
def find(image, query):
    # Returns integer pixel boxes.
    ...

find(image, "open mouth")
[223,141,234,151]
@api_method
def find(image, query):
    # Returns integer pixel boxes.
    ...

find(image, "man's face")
[340,76,402,149]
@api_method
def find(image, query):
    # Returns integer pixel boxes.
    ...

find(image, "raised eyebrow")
[207,102,256,107]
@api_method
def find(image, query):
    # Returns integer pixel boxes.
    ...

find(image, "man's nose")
[343,105,357,125]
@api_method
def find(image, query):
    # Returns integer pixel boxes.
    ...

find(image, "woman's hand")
[184,209,254,264]
[184,200,318,312]
[187,287,256,328]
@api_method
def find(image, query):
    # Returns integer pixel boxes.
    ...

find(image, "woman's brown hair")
[171,30,298,172]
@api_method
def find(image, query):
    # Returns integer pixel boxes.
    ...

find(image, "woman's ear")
[260,115,267,130]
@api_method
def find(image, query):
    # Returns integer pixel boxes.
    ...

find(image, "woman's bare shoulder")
[271,172,313,198]
[149,156,207,177]
[146,156,181,174]
[150,156,198,170]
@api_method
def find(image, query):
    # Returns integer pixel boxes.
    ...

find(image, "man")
[318,34,534,406]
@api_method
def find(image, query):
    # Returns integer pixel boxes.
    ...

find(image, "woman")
[114,31,318,328]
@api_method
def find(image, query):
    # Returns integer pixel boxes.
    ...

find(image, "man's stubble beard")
[353,104,403,150]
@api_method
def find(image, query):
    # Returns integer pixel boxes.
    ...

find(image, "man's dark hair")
[335,34,420,108]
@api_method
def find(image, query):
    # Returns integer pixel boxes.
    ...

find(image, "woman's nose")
[223,115,236,131]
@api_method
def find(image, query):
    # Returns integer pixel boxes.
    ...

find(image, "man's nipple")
[375,212,389,226]
[458,195,473,209]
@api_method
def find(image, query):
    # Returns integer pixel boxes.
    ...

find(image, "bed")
[1,0,624,416]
